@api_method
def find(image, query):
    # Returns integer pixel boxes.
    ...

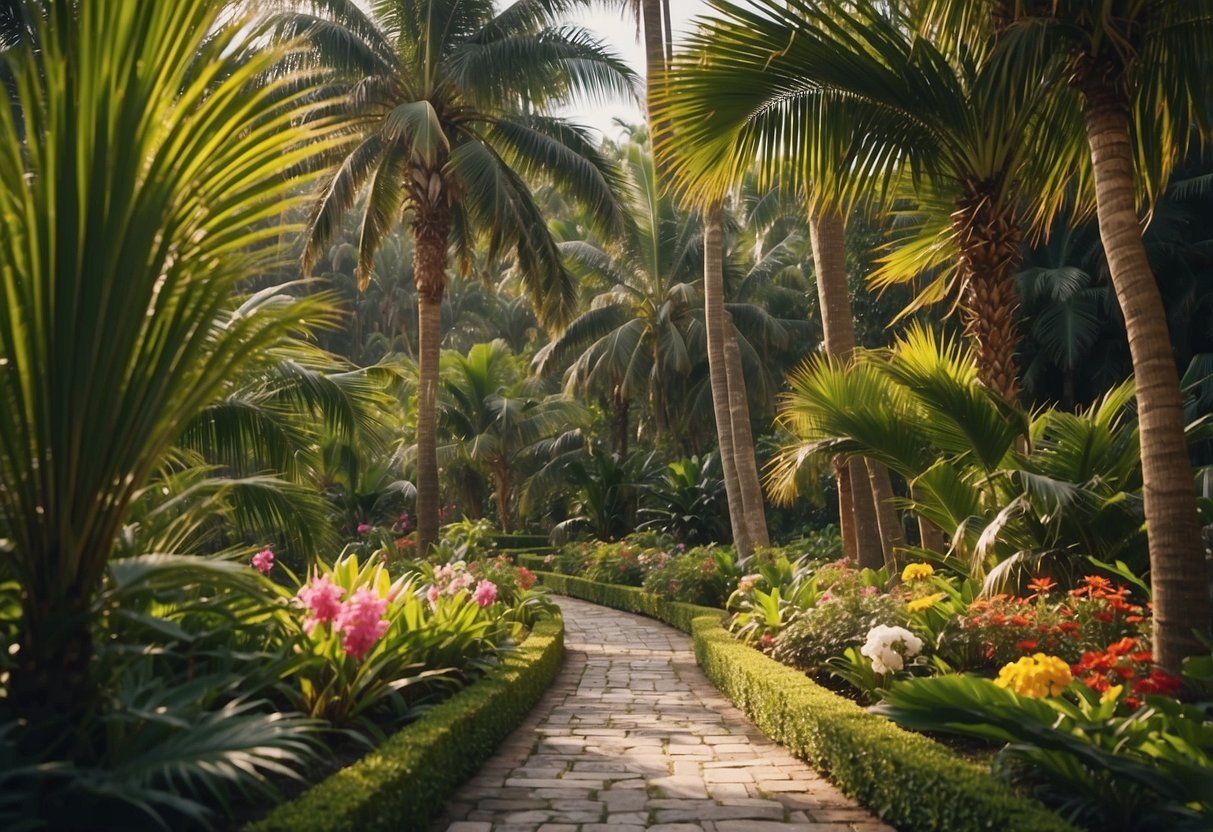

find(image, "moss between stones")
[535,570,1076,832]
[245,616,564,832]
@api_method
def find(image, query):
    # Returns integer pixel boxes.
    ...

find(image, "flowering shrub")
[1071,636,1182,708]
[555,540,649,586]
[772,584,905,671]
[948,574,1146,669]
[284,553,500,729]
[641,544,739,606]
[861,625,924,674]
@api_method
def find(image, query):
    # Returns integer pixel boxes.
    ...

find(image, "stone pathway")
[430,596,894,832]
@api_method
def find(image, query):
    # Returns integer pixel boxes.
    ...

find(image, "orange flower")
[1107,637,1138,656]
[1027,575,1057,595]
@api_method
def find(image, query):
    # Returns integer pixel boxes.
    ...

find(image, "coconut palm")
[533,133,705,454]
[0,0,341,750]
[288,0,634,552]
[658,0,1085,403]
[914,0,1213,672]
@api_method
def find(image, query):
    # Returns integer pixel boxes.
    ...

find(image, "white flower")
[860,625,923,675]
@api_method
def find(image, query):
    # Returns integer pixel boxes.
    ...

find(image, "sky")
[562,1,712,141]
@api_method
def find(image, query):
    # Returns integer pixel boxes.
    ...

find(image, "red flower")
[1010,614,1031,627]
[1016,640,1038,651]
[1107,637,1138,657]
[1093,611,1114,623]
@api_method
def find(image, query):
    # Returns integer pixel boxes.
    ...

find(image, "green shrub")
[535,572,721,633]
[771,589,904,672]
[246,616,564,832]
[641,545,739,607]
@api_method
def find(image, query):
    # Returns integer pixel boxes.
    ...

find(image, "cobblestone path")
[430,596,893,832]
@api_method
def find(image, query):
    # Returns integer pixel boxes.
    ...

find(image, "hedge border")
[535,570,1076,832]
[246,616,565,832]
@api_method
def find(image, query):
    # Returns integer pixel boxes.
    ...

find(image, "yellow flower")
[901,563,935,582]
[906,592,946,613]
[1100,684,1123,706]
[994,654,1072,698]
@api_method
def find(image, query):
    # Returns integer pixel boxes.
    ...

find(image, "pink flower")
[357,523,371,535]
[473,580,498,608]
[334,590,390,660]
[251,549,274,574]
[426,584,441,607]
[861,586,878,598]
[298,574,344,634]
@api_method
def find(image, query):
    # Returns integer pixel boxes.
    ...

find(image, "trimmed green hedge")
[535,570,1076,832]
[514,552,550,572]
[535,571,720,633]
[246,616,565,832]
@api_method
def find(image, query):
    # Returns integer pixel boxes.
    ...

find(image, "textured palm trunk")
[836,458,858,562]
[809,208,890,567]
[412,192,450,555]
[953,181,1023,403]
[867,459,903,569]
[641,0,669,175]
[704,205,751,553]
[1081,84,1210,671]
[724,306,770,551]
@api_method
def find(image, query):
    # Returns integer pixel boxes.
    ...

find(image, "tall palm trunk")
[809,208,893,567]
[954,180,1023,403]
[723,303,770,550]
[641,0,669,171]
[704,205,751,553]
[412,192,450,554]
[1081,83,1210,671]
[867,459,903,568]
[837,459,858,562]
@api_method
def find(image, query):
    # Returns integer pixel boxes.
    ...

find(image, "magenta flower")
[473,580,498,608]
[357,523,371,535]
[298,574,344,634]
[251,549,274,574]
[335,590,390,660]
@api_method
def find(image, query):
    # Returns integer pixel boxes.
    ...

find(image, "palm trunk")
[724,306,770,550]
[613,385,629,457]
[849,459,884,569]
[704,204,751,553]
[836,458,858,562]
[1081,84,1210,671]
[641,0,669,176]
[954,180,1023,403]
[493,464,513,534]
[412,194,450,555]
[867,459,903,569]
[11,591,96,760]
[810,208,885,566]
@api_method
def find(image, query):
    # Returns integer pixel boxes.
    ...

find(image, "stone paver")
[430,597,893,832]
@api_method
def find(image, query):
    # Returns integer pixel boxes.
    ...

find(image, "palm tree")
[289,0,635,552]
[533,132,705,454]
[437,340,585,532]
[0,0,341,748]
[915,0,1213,673]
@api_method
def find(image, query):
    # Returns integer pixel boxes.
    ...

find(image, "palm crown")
[287,0,636,549]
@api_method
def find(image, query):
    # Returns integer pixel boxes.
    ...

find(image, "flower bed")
[246,614,564,832]
[530,569,1075,832]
